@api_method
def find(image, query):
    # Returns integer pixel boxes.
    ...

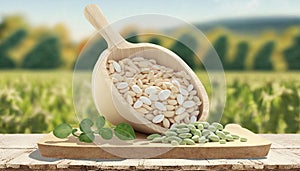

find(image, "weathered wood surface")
[37,124,271,159]
[0,134,299,171]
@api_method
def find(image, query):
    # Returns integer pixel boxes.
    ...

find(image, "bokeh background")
[0,0,299,133]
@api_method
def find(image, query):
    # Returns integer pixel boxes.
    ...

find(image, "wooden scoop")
[84,4,209,134]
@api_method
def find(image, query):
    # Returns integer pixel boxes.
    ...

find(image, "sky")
[1,0,300,41]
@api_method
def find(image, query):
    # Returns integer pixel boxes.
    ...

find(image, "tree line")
[1,15,300,70]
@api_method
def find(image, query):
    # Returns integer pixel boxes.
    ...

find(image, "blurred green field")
[0,71,299,133]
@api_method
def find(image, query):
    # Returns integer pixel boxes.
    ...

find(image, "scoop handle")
[84,4,127,49]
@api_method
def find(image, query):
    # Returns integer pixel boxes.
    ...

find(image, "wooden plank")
[0,134,44,149]
[38,124,271,159]
[261,134,300,149]
[0,149,31,169]
[5,149,60,170]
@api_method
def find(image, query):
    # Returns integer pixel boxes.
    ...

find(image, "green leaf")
[53,123,72,138]
[79,118,93,133]
[114,123,136,140]
[96,116,106,129]
[79,132,95,143]
[99,128,113,140]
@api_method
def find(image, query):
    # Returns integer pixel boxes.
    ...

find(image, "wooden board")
[37,124,271,159]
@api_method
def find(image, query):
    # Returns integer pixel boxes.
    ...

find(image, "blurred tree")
[74,38,107,70]
[253,41,275,70]
[283,35,300,70]
[0,29,27,68]
[213,35,230,69]
[230,41,249,70]
[0,15,27,40]
[125,32,139,43]
[22,35,62,69]
[148,37,161,45]
[170,33,199,70]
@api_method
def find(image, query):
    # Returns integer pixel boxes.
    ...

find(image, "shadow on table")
[29,149,125,162]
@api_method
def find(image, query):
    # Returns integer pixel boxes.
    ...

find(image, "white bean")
[154,102,167,111]
[152,114,164,123]
[158,90,171,101]
[133,100,143,108]
[140,96,152,105]
[116,82,128,89]
[183,101,195,108]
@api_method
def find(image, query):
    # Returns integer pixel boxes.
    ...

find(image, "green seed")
[232,134,240,139]
[200,122,209,128]
[164,131,177,137]
[178,133,193,139]
[196,124,204,130]
[175,124,187,129]
[202,129,210,137]
[192,135,199,142]
[208,125,217,132]
[183,138,195,145]
[177,128,190,133]
[223,131,230,135]
[162,137,169,143]
[179,141,186,145]
[151,137,163,143]
[219,139,226,144]
[166,136,182,143]
[208,134,220,142]
[171,140,179,146]
[240,137,248,142]
[187,124,196,130]
[225,134,234,141]
[147,134,161,140]
[169,128,178,132]
[191,129,202,136]
[216,130,226,139]
[198,136,207,143]
[212,122,223,130]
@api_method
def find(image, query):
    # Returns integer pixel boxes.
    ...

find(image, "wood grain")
[0,134,299,170]
[37,124,271,159]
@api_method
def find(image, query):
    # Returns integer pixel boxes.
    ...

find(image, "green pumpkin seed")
[164,131,177,137]
[151,137,163,143]
[178,133,193,139]
[225,134,234,141]
[216,130,226,139]
[169,128,178,132]
[166,136,182,143]
[175,124,187,129]
[187,124,196,130]
[196,124,204,130]
[192,135,199,142]
[240,137,247,142]
[179,141,186,145]
[219,139,226,144]
[202,129,210,137]
[208,134,220,142]
[171,140,179,146]
[177,128,190,133]
[212,122,223,130]
[147,134,161,140]
[162,137,169,143]
[232,134,240,139]
[198,136,207,143]
[183,138,195,145]
[200,122,209,128]
[208,125,217,132]
[223,131,230,135]
[191,129,202,136]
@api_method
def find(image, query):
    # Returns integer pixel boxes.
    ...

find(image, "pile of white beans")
[107,57,202,129]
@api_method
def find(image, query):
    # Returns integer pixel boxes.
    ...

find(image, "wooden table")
[0,134,299,171]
